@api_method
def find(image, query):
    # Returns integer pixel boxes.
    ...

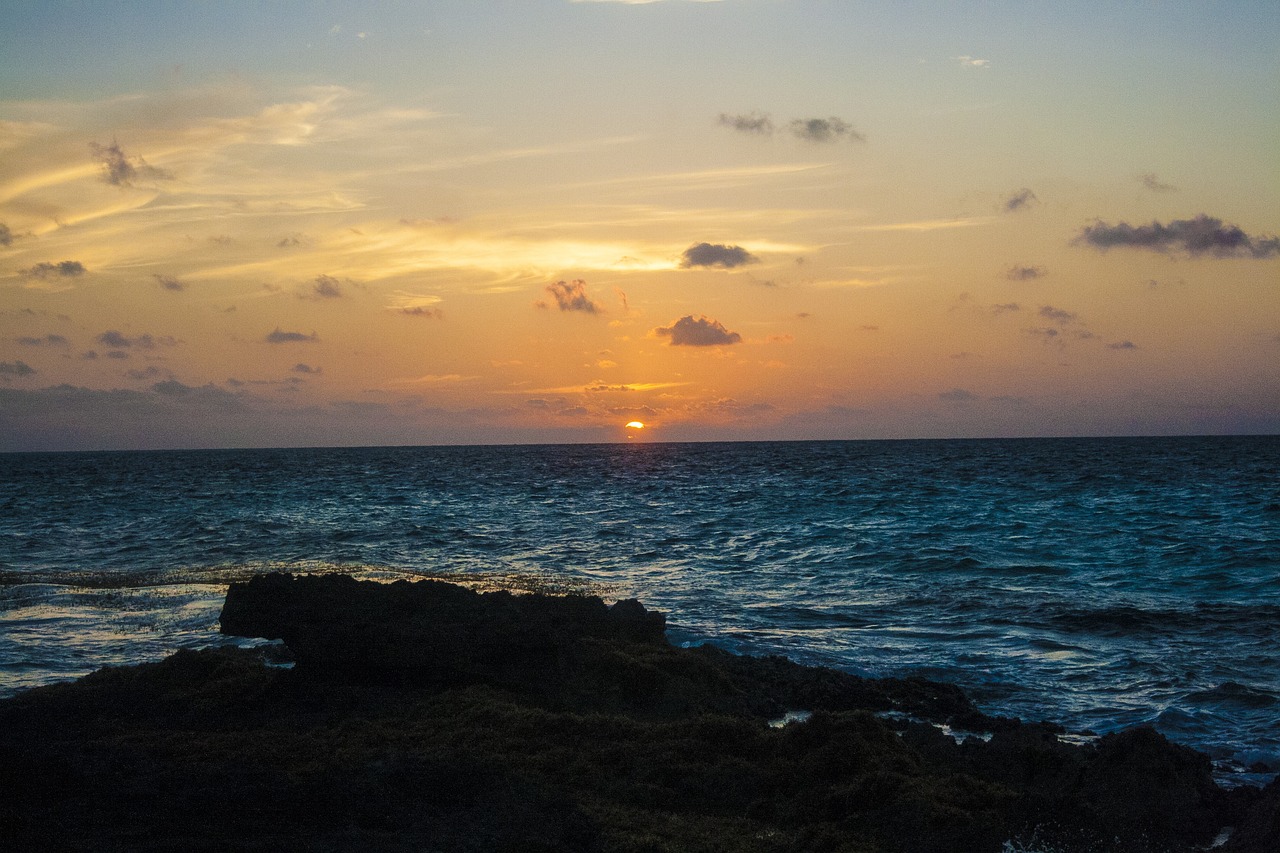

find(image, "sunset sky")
[2,0,1277,450]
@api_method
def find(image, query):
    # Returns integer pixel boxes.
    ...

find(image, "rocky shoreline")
[2,573,1276,852]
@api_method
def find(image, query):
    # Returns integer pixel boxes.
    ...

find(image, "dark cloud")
[1139,173,1177,193]
[278,235,303,248]
[0,360,36,379]
[22,260,86,279]
[1004,188,1039,212]
[401,306,444,319]
[292,363,322,374]
[680,242,759,269]
[1039,305,1077,325]
[152,380,194,396]
[939,388,979,402]
[266,328,318,344]
[991,303,1021,315]
[0,223,12,247]
[544,279,602,314]
[17,334,70,348]
[1108,340,1138,350]
[1075,215,1280,259]
[718,112,775,135]
[89,140,172,187]
[127,366,166,381]
[654,315,742,347]
[313,274,344,298]
[789,117,865,143]
[1006,265,1046,281]
[97,330,174,349]
[154,274,185,292]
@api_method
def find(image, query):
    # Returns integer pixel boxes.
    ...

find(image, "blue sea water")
[1,436,1277,783]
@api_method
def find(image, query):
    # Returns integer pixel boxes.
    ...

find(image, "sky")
[1,0,1277,451]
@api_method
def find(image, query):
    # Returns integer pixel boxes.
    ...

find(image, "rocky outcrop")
[0,572,1272,852]
[220,572,666,688]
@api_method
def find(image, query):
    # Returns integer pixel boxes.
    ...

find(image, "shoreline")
[2,572,1277,852]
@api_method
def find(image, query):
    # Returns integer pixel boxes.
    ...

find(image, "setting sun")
[625,421,645,430]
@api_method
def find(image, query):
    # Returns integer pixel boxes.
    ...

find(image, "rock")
[1,573,1269,852]
[220,572,666,686]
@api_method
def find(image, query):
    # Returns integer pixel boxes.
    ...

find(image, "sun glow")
[625,421,645,429]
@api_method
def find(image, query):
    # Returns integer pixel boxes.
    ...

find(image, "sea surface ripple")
[1,436,1277,783]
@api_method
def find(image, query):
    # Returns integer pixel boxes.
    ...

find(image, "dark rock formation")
[220,572,666,688]
[0,572,1273,852]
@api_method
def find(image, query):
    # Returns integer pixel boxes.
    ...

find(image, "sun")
[625,421,645,429]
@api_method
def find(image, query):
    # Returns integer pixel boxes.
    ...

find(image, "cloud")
[544,279,602,314]
[17,334,70,348]
[1006,265,1045,281]
[89,139,172,187]
[0,361,36,379]
[680,242,759,269]
[1075,215,1280,259]
[1108,341,1138,350]
[154,274,185,292]
[788,117,865,143]
[718,112,775,135]
[654,315,742,346]
[292,363,322,374]
[1003,188,1038,212]
[991,303,1021,315]
[1139,173,1177,193]
[126,366,166,381]
[96,330,175,349]
[265,328,318,343]
[1038,305,1077,325]
[312,274,344,298]
[0,223,11,246]
[401,306,444,319]
[939,388,979,401]
[21,260,86,279]
[957,56,991,68]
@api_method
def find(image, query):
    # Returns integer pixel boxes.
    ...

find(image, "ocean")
[2,436,1277,785]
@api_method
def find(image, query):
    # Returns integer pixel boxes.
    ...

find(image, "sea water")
[1,436,1277,783]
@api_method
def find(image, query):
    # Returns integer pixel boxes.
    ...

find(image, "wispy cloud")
[1139,173,1177,193]
[1006,265,1046,281]
[718,112,865,143]
[17,333,70,347]
[789,117,865,143]
[265,329,318,344]
[0,360,37,379]
[654,315,742,346]
[680,242,759,269]
[97,330,177,349]
[1076,215,1280,259]
[541,279,603,314]
[957,56,991,68]
[718,112,775,135]
[21,260,86,279]
[312,274,345,298]
[89,139,172,187]
[1003,188,1038,212]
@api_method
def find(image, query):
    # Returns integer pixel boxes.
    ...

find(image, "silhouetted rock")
[0,573,1273,852]
[220,572,666,687]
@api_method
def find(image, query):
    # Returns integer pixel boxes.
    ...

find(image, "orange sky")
[2,1,1278,450]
